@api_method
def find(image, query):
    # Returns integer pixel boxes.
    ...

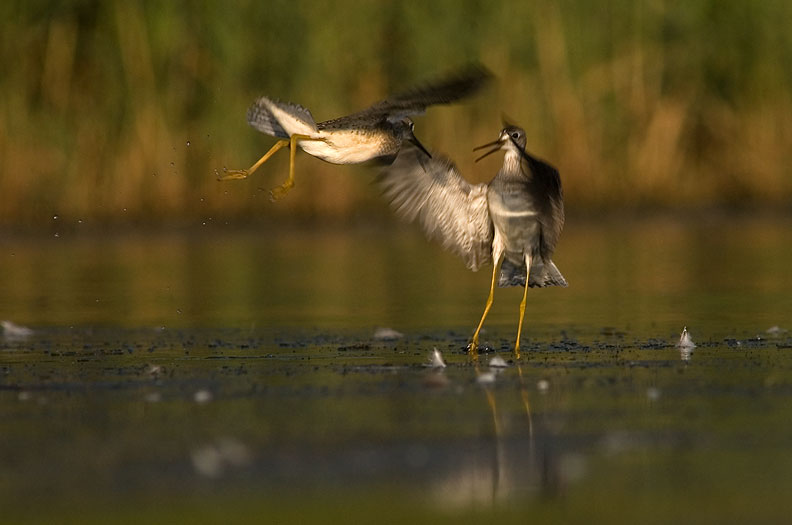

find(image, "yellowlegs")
[221,66,492,200]
[378,125,566,359]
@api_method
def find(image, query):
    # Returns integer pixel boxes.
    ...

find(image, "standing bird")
[378,125,566,359]
[220,66,492,200]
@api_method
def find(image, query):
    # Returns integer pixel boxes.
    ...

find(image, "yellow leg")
[514,255,532,359]
[269,133,317,201]
[467,254,503,358]
[218,139,289,181]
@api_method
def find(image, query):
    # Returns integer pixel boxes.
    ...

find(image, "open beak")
[408,134,432,159]
[473,138,503,162]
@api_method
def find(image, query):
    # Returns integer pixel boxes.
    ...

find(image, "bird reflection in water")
[427,352,585,509]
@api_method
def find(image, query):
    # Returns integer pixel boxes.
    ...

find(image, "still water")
[1,215,791,523]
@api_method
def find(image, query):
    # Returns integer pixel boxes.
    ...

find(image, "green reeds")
[1,1,790,228]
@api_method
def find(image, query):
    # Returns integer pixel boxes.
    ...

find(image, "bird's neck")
[502,150,522,173]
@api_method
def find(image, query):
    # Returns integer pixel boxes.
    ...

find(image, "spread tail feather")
[498,258,568,288]
[247,96,318,138]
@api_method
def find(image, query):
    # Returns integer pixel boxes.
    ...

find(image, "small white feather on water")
[427,348,446,368]
[677,326,696,361]
[766,325,788,336]
[677,326,696,349]
[145,365,163,378]
[1,320,34,339]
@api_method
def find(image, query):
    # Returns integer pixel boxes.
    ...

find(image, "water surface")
[1,215,791,523]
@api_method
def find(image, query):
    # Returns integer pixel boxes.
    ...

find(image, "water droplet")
[54,232,60,238]
[176,309,183,315]
[53,215,59,220]
[170,162,175,167]
[186,140,191,147]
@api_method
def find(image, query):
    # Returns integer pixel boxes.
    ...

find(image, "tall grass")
[1,1,790,228]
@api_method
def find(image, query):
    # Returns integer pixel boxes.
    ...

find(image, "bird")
[378,124,567,359]
[219,65,491,200]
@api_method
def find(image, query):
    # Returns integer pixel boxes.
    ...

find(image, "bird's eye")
[511,132,520,139]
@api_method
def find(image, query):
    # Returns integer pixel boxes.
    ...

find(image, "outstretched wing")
[247,96,318,138]
[322,65,492,130]
[378,144,493,271]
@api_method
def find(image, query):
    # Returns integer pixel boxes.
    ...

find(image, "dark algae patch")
[3,325,792,523]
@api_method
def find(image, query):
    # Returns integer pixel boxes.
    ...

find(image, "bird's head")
[395,117,432,158]
[474,126,527,162]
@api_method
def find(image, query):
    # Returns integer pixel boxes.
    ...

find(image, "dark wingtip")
[455,63,495,95]
[423,62,494,102]
[389,63,496,107]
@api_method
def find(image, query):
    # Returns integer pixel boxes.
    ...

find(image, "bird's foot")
[269,181,294,202]
[466,340,480,360]
[513,345,522,361]
[217,169,249,181]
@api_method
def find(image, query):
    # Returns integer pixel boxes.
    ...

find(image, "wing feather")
[378,145,493,271]
[375,64,492,116]
[324,65,492,129]
[519,150,564,261]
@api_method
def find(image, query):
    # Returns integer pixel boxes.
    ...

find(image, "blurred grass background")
[2,0,791,229]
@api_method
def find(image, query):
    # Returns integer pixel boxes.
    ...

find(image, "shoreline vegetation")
[2,2,790,228]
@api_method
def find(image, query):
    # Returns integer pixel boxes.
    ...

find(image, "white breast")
[487,190,540,258]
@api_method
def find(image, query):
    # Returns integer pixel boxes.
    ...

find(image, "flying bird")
[220,65,492,200]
